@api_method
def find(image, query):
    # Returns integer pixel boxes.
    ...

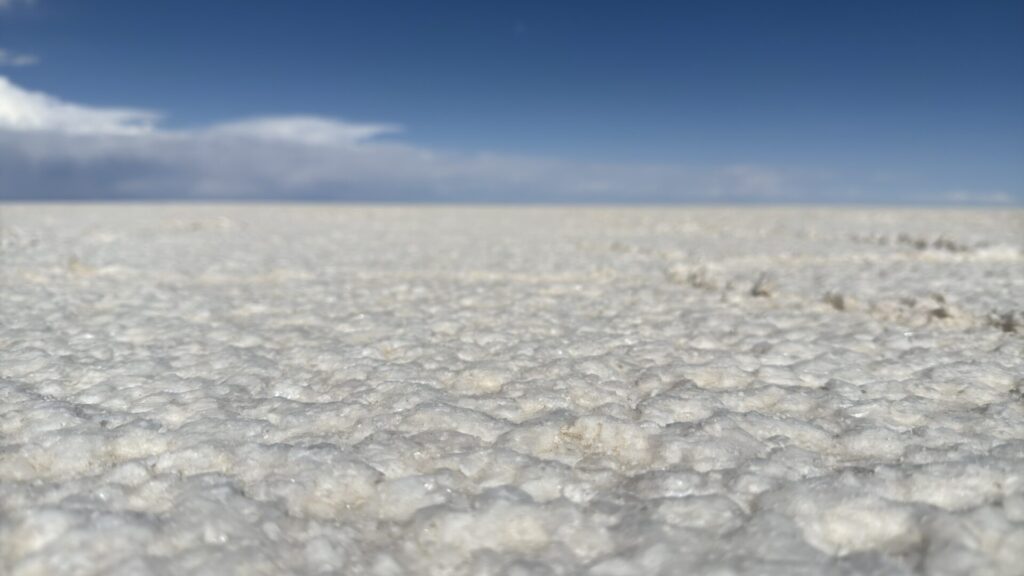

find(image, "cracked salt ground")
[1,205,1022,575]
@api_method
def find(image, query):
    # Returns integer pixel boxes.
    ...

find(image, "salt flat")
[1,205,1022,575]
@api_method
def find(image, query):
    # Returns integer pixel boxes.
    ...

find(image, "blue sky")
[1,0,1022,203]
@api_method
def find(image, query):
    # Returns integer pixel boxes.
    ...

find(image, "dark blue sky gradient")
[1,0,1022,202]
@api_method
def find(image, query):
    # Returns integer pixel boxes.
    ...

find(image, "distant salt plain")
[1,205,1022,575]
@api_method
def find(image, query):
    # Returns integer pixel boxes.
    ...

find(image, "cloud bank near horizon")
[0,76,1017,204]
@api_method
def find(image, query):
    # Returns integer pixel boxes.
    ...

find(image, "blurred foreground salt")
[1,205,1022,575]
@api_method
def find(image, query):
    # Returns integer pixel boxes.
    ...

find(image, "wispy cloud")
[0,49,39,67]
[942,190,1016,205]
[0,0,35,10]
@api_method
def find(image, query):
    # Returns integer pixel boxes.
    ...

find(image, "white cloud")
[0,75,861,202]
[0,49,39,67]
[0,76,157,134]
[208,116,400,146]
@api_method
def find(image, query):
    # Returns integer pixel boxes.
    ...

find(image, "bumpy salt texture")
[1,205,1022,575]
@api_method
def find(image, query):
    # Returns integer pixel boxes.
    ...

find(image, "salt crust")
[1,205,1022,575]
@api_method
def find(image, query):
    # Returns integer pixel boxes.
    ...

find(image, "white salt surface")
[1,205,1022,575]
